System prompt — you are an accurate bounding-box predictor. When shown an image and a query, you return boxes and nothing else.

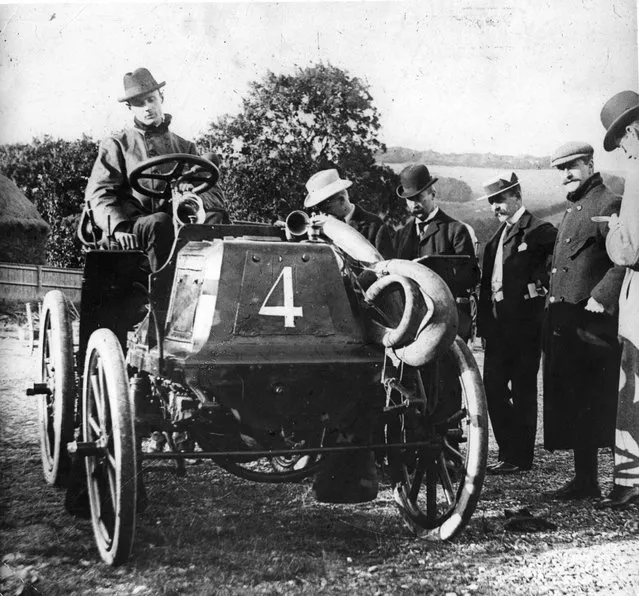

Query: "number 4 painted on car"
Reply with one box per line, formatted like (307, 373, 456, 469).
(258, 266, 303, 327)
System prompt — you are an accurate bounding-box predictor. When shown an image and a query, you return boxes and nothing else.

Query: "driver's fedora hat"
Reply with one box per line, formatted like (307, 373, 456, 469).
(601, 90, 639, 151)
(118, 67, 166, 103)
(396, 164, 438, 199)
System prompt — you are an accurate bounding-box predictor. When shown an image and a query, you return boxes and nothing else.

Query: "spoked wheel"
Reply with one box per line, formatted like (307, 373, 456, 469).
(38, 290, 76, 486)
(270, 454, 318, 475)
(389, 336, 488, 541)
(82, 329, 137, 565)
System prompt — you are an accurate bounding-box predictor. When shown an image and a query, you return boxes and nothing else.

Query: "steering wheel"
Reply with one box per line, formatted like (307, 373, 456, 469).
(129, 153, 220, 199)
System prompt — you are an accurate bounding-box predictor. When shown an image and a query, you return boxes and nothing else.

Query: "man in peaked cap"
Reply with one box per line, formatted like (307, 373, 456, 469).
(85, 67, 228, 271)
(542, 141, 625, 500)
(303, 169, 395, 258)
(476, 173, 557, 475)
(394, 163, 479, 341)
(596, 90, 639, 509)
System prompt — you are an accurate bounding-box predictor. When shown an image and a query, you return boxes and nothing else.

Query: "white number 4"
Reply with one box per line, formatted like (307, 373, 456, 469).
(258, 266, 303, 327)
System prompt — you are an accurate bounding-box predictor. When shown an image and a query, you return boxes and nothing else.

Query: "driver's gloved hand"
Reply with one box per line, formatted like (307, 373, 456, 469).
(113, 221, 139, 250)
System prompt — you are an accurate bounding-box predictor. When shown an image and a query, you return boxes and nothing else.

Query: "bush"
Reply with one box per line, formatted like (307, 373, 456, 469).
(0, 136, 98, 267)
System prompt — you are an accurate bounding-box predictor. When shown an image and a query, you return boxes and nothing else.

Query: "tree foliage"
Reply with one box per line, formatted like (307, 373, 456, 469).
(0, 135, 98, 267)
(198, 64, 401, 223)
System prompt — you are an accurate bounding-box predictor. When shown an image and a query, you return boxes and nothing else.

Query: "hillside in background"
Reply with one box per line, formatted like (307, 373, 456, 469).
(379, 147, 551, 169)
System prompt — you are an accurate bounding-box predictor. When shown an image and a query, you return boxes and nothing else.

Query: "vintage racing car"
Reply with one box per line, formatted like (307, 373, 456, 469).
(28, 154, 488, 565)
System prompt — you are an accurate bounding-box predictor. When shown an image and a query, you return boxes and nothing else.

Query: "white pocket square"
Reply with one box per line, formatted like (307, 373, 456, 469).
(518, 242, 528, 252)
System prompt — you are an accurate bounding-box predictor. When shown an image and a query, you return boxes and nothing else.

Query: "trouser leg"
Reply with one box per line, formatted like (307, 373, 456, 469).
(614, 339, 639, 488)
(510, 339, 541, 468)
(484, 337, 514, 463)
(133, 212, 174, 271)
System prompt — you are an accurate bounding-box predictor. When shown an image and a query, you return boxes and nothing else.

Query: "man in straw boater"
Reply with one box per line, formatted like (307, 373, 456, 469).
(595, 90, 639, 508)
(394, 163, 479, 341)
(85, 67, 228, 272)
(476, 173, 557, 475)
(303, 168, 395, 258)
(542, 141, 625, 500)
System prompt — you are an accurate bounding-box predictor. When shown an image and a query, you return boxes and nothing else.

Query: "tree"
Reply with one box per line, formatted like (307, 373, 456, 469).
(198, 64, 401, 224)
(0, 135, 98, 267)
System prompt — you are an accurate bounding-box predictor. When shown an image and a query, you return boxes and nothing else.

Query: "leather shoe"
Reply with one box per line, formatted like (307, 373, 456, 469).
(543, 478, 601, 500)
(488, 461, 523, 475)
(596, 485, 639, 509)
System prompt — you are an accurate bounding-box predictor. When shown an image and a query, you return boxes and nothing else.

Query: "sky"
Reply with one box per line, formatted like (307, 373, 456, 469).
(0, 0, 637, 171)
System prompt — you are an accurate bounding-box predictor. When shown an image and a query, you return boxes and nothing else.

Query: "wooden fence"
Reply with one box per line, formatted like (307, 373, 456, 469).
(0, 262, 82, 303)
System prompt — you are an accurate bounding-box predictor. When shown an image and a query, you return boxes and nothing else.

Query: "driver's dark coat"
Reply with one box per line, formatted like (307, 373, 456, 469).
(85, 121, 226, 233)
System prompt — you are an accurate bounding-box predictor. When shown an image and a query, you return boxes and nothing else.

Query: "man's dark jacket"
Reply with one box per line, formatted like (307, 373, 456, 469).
(477, 210, 557, 338)
(395, 208, 479, 296)
(348, 204, 395, 259)
(543, 173, 625, 450)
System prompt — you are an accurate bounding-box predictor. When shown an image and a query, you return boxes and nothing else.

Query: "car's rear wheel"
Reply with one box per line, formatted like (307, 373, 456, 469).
(82, 329, 137, 565)
(38, 290, 76, 486)
(389, 337, 488, 540)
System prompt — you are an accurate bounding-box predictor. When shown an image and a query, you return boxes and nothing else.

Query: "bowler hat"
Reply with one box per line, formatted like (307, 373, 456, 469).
(396, 164, 438, 199)
(550, 142, 594, 168)
(118, 67, 166, 103)
(601, 90, 639, 151)
(304, 169, 352, 208)
(478, 172, 520, 202)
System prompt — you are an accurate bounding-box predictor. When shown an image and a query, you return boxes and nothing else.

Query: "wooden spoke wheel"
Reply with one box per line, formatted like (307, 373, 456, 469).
(82, 329, 137, 565)
(389, 337, 488, 541)
(38, 290, 76, 486)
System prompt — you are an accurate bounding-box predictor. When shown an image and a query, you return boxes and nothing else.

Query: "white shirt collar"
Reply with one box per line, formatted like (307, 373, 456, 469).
(416, 206, 439, 229)
(506, 206, 526, 226)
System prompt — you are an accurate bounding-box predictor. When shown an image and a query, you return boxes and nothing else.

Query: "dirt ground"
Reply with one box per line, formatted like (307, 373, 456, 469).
(1, 327, 638, 596)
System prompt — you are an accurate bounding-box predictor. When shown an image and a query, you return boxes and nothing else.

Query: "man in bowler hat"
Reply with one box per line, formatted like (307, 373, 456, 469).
(303, 169, 395, 258)
(542, 141, 625, 499)
(394, 164, 479, 340)
(476, 173, 557, 474)
(597, 90, 639, 508)
(85, 67, 228, 271)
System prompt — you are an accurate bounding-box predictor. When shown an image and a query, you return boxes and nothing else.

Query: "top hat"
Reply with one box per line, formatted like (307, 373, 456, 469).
(396, 164, 438, 199)
(477, 172, 520, 202)
(118, 67, 166, 103)
(601, 90, 639, 151)
(304, 169, 352, 208)
(550, 141, 594, 168)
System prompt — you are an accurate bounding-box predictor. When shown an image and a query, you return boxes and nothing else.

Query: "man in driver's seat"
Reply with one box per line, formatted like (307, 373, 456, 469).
(85, 67, 228, 271)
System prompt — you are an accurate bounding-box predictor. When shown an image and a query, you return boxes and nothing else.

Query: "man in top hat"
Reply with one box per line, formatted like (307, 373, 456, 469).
(394, 163, 479, 341)
(596, 90, 639, 508)
(542, 141, 625, 500)
(303, 169, 395, 258)
(85, 67, 229, 271)
(476, 173, 557, 474)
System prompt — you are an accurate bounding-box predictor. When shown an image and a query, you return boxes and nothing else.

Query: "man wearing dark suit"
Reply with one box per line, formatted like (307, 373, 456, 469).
(303, 168, 395, 259)
(394, 163, 480, 340)
(476, 173, 557, 474)
(543, 141, 625, 500)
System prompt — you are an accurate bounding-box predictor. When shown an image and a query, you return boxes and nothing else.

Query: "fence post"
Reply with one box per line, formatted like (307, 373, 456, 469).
(36, 265, 42, 296)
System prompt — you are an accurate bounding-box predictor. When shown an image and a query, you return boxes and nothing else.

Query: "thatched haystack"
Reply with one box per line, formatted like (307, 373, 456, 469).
(0, 174, 49, 264)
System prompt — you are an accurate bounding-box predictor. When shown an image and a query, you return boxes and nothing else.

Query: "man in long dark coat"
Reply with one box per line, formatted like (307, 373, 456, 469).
(543, 141, 625, 500)
(477, 173, 557, 474)
(394, 164, 480, 340)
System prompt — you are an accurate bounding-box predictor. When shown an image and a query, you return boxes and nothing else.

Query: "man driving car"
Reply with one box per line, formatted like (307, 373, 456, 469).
(85, 67, 228, 270)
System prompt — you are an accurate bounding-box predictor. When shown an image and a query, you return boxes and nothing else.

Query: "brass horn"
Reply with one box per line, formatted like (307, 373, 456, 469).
(174, 192, 206, 227)
(285, 210, 310, 237)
